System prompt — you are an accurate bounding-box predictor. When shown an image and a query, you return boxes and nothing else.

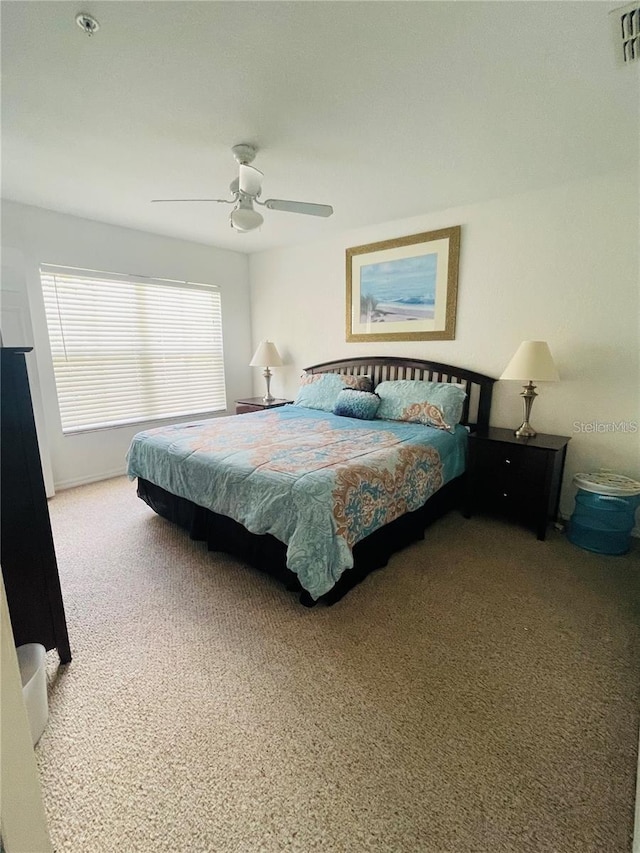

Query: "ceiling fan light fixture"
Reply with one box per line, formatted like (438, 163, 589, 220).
(230, 205, 263, 232)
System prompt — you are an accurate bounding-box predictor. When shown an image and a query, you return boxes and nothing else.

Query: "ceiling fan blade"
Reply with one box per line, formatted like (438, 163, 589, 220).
(262, 199, 333, 217)
(239, 164, 263, 197)
(151, 198, 234, 204)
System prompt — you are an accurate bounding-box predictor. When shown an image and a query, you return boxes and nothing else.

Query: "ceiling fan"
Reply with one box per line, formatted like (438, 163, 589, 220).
(152, 144, 334, 233)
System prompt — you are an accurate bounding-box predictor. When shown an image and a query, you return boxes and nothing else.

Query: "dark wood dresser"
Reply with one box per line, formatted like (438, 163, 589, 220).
(1, 347, 71, 662)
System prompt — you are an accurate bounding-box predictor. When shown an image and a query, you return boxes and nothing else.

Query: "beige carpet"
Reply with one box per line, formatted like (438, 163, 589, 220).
(37, 475, 639, 853)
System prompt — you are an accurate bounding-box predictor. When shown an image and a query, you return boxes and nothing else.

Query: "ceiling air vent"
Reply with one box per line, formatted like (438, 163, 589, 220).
(610, 2, 640, 65)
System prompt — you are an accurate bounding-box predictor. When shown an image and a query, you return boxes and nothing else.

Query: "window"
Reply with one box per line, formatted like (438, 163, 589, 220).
(40, 265, 226, 433)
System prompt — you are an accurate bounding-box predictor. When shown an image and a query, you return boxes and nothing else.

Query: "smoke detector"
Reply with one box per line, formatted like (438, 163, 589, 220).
(75, 13, 100, 36)
(610, 3, 639, 65)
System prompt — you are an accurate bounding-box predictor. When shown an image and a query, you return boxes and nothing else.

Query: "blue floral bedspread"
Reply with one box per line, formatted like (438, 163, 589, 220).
(126, 406, 467, 600)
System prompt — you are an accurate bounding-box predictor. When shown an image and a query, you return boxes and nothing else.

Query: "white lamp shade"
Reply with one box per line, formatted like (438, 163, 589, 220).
(500, 340, 559, 381)
(250, 340, 283, 367)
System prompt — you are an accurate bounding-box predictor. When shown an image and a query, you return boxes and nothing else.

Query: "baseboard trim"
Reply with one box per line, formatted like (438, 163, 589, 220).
(54, 467, 128, 492)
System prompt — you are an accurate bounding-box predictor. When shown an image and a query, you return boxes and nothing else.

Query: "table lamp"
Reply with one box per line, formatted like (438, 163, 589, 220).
(500, 340, 559, 438)
(250, 340, 283, 403)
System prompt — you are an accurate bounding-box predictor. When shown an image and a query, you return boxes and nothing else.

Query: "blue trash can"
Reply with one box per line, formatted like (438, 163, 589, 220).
(567, 472, 640, 555)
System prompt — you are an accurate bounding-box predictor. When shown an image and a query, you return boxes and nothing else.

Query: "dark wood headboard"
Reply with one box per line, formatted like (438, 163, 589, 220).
(303, 356, 496, 431)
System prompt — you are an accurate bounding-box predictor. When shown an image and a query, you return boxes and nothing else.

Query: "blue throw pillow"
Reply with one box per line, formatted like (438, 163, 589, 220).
(294, 373, 348, 412)
(334, 389, 381, 420)
(375, 380, 466, 432)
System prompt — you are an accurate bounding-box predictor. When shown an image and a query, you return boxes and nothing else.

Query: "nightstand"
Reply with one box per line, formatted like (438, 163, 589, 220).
(463, 427, 570, 541)
(235, 397, 293, 415)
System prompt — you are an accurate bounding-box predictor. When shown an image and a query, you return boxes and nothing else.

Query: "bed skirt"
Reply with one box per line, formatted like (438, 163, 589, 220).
(136, 476, 464, 606)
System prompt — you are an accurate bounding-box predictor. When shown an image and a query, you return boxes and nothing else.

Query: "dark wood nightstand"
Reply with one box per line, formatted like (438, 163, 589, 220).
(235, 397, 293, 415)
(463, 427, 570, 541)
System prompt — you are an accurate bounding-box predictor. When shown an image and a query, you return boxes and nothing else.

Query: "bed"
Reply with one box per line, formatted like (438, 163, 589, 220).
(127, 357, 495, 605)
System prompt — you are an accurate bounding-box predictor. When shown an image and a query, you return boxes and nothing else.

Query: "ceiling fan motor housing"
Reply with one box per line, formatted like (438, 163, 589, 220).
(232, 144, 257, 165)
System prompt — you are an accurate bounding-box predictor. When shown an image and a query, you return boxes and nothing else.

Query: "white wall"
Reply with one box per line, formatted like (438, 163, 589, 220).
(1, 201, 253, 490)
(249, 170, 640, 518)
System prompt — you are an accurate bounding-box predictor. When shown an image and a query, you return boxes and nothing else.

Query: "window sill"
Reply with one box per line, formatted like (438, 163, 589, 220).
(61, 407, 228, 436)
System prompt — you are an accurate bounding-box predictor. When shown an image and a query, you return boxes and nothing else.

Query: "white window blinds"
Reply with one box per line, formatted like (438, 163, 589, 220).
(40, 265, 226, 433)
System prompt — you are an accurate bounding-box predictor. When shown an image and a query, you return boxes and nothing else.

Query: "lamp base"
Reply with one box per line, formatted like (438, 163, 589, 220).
(513, 382, 538, 439)
(262, 366, 274, 404)
(514, 422, 537, 439)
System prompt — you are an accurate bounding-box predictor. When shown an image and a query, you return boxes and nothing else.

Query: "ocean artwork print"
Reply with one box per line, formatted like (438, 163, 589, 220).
(359, 253, 436, 324)
(346, 226, 460, 342)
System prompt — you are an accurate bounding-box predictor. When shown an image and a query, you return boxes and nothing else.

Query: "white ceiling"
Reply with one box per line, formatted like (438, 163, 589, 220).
(2, 1, 637, 254)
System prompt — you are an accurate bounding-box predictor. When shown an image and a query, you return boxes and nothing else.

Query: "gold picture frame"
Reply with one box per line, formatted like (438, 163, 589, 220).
(346, 226, 460, 342)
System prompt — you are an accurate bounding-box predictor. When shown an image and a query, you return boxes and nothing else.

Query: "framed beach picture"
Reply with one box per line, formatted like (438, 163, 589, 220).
(345, 226, 461, 342)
